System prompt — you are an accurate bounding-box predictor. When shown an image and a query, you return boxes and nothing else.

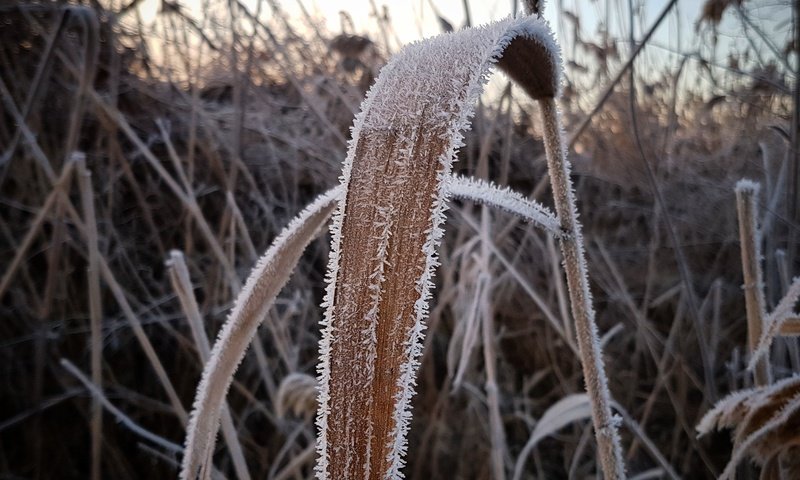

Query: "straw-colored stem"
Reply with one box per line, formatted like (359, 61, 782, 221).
(735, 181, 772, 386)
(781, 318, 800, 336)
(478, 205, 507, 480)
(168, 251, 251, 480)
(0, 157, 75, 301)
(76, 154, 103, 480)
(538, 97, 625, 479)
(481, 273, 507, 479)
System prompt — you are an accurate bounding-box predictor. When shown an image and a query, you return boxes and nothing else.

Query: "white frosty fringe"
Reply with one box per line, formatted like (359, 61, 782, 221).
(314, 57, 383, 480)
(749, 276, 800, 370)
(735, 178, 761, 195)
(717, 392, 800, 480)
(446, 174, 562, 236)
(313, 13, 563, 480)
(696, 375, 800, 480)
(180, 186, 341, 480)
(696, 386, 761, 437)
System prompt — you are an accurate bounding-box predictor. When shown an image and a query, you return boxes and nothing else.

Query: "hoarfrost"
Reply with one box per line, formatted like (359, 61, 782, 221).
(446, 174, 562, 236)
(181, 186, 341, 480)
(314, 12, 563, 480)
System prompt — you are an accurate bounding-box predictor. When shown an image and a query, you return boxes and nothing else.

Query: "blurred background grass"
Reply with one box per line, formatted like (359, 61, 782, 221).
(0, 0, 797, 478)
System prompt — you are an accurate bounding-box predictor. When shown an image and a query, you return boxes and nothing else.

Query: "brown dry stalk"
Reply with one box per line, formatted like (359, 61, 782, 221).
(0, 157, 76, 301)
(167, 251, 251, 480)
(781, 318, 800, 335)
(76, 153, 103, 480)
(735, 180, 772, 386)
(539, 97, 625, 479)
(315, 13, 624, 480)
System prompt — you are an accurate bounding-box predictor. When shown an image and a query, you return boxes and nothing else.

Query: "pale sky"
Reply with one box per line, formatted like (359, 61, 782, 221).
(133, 0, 790, 68)
(133, 0, 793, 97)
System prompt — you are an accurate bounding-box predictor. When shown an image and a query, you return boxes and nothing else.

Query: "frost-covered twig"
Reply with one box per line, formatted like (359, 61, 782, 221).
(180, 186, 340, 480)
(735, 180, 771, 385)
(60, 358, 183, 455)
(538, 97, 625, 479)
(167, 251, 250, 480)
(446, 175, 563, 237)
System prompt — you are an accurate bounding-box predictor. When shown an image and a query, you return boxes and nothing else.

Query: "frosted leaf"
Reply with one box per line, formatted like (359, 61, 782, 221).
(446, 175, 562, 236)
(696, 375, 800, 480)
(528, 394, 592, 447)
(180, 186, 341, 480)
(512, 394, 592, 480)
(749, 277, 800, 370)
(314, 13, 563, 480)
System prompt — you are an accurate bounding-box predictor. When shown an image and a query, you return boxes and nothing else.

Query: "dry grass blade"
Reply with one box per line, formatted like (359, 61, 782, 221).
(310, 9, 624, 479)
(446, 175, 562, 236)
(513, 394, 593, 480)
(276, 372, 318, 419)
(697, 375, 800, 479)
(514, 394, 679, 480)
(0, 157, 76, 300)
(167, 251, 251, 480)
(315, 14, 562, 479)
(751, 277, 800, 368)
(181, 186, 340, 480)
(76, 153, 103, 480)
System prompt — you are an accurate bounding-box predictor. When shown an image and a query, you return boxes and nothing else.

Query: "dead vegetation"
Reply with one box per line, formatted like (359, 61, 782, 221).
(0, 0, 798, 478)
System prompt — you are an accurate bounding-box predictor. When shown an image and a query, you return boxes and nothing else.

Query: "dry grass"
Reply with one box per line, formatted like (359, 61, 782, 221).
(0, 1, 797, 478)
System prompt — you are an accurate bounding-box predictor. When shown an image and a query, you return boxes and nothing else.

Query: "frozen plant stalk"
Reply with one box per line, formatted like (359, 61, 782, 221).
(180, 187, 340, 480)
(181, 8, 626, 480)
(735, 180, 771, 386)
(538, 97, 625, 480)
(315, 11, 625, 480)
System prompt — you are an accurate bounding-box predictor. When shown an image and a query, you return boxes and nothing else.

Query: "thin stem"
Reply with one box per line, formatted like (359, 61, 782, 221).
(538, 97, 625, 479)
(76, 154, 103, 480)
(168, 251, 251, 480)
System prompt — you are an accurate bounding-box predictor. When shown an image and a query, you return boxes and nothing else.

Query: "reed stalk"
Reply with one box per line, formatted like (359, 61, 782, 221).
(538, 97, 625, 479)
(735, 180, 772, 386)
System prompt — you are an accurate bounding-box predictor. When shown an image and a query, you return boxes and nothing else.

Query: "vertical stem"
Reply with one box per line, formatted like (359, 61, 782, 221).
(76, 153, 103, 480)
(168, 251, 252, 480)
(538, 98, 625, 479)
(480, 209, 507, 480)
(735, 181, 772, 387)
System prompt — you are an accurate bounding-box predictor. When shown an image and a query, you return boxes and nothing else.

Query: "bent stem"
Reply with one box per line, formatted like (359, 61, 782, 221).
(180, 187, 340, 480)
(168, 251, 251, 480)
(538, 97, 626, 479)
